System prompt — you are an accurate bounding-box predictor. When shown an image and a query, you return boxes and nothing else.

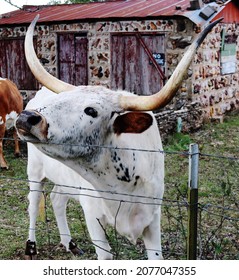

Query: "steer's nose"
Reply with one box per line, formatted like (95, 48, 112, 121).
(16, 110, 43, 131)
(15, 110, 48, 142)
(26, 112, 42, 126)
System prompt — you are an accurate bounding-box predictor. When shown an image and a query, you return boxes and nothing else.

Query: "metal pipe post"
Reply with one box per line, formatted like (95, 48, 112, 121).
(187, 143, 199, 260)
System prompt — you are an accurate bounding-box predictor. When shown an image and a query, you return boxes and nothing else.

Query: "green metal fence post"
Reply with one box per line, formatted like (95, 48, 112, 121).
(187, 143, 199, 260)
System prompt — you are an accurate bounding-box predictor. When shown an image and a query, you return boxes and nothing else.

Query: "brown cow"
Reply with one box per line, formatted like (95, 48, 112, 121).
(0, 78, 23, 169)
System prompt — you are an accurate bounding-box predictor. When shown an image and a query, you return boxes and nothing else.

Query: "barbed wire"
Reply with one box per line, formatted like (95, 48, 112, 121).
(200, 152, 239, 161)
(2, 136, 239, 160)
(0, 136, 238, 259)
(199, 204, 239, 222)
(0, 175, 238, 223)
(0, 176, 188, 208)
(1, 136, 238, 216)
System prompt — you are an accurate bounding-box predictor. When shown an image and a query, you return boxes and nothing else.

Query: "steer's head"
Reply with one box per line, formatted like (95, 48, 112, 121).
(16, 86, 155, 161)
(16, 15, 222, 163)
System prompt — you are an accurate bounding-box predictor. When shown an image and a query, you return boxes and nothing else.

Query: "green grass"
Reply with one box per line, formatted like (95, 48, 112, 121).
(0, 114, 238, 259)
(163, 114, 239, 260)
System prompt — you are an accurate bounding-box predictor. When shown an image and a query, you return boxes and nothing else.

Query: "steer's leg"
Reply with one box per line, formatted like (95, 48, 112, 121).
(142, 207, 164, 260)
(26, 146, 45, 260)
(85, 215, 113, 260)
(13, 129, 21, 157)
(26, 179, 44, 259)
(50, 185, 83, 256)
(0, 123, 8, 169)
(80, 198, 113, 260)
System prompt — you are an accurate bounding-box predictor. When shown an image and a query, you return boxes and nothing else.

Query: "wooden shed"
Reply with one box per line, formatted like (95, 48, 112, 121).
(0, 0, 238, 134)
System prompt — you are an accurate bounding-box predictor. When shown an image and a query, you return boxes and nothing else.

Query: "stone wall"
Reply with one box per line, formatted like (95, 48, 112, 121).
(1, 17, 239, 134)
(50, 19, 176, 87)
(192, 22, 239, 120)
(47, 18, 197, 110)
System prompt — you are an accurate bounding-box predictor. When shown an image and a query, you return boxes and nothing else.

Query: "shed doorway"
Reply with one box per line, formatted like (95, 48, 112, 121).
(58, 33, 88, 86)
(111, 33, 165, 96)
(0, 37, 38, 90)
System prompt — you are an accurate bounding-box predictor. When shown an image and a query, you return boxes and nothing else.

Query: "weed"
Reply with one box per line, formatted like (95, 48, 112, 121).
(165, 133, 192, 151)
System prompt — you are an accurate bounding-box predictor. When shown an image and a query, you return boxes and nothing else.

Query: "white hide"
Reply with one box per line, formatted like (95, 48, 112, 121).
(27, 143, 113, 259)
(20, 86, 164, 259)
(5, 111, 19, 129)
(26, 88, 112, 259)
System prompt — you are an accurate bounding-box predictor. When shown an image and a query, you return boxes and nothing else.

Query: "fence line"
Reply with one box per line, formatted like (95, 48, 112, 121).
(0, 176, 189, 208)
(0, 175, 238, 222)
(2, 136, 239, 161)
(0, 136, 238, 259)
(199, 204, 239, 221)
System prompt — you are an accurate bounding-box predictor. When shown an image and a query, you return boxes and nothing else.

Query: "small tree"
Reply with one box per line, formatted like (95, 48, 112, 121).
(47, 0, 94, 4)
(3, 0, 100, 10)
(3, 0, 21, 9)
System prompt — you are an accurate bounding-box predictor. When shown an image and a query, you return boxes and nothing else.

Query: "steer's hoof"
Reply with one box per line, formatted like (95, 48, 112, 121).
(25, 254, 37, 260)
(1, 166, 9, 170)
(25, 240, 37, 260)
(69, 239, 84, 256)
(14, 152, 21, 158)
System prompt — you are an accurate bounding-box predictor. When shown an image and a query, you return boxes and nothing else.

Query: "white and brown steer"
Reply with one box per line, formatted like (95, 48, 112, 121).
(16, 16, 222, 259)
(0, 78, 23, 169)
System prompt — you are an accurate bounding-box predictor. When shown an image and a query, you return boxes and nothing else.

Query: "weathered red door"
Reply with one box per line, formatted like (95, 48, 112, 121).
(111, 34, 165, 95)
(58, 34, 88, 85)
(0, 38, 37, 89)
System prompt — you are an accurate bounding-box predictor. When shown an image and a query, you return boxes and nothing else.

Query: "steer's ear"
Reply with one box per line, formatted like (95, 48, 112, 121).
(113, 112, 153, 135)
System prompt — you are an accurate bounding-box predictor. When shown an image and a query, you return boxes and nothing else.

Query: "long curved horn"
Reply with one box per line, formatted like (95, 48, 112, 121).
(25, 15, 76, 93)
(119, 18, 223, 111)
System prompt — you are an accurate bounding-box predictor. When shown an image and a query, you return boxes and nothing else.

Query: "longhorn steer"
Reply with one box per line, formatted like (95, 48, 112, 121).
(24, 88, 113, 259)
(0, 78, 23, 169)
(20, 86, 163, 260)
(16, 16, 222, 259)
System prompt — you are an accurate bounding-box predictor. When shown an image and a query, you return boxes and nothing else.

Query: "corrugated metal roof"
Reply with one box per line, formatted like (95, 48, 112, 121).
(0, 0, 194, 25)
(0, 0, 230, 26)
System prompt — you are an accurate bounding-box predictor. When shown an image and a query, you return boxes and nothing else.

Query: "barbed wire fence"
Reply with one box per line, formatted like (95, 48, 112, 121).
(0, 137, 238, 260)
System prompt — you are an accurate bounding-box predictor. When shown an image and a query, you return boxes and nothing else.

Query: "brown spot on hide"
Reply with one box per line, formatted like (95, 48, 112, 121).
(113, 112, 153, 135)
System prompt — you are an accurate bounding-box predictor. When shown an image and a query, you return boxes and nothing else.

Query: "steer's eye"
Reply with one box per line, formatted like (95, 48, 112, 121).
(84, 107, 98, 118)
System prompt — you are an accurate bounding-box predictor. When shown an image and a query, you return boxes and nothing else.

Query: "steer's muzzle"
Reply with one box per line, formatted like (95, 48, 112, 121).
(15, 110, 48, 142)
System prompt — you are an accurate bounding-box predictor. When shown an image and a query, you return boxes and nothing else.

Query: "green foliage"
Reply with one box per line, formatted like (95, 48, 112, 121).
(165, 133, 192, 151)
